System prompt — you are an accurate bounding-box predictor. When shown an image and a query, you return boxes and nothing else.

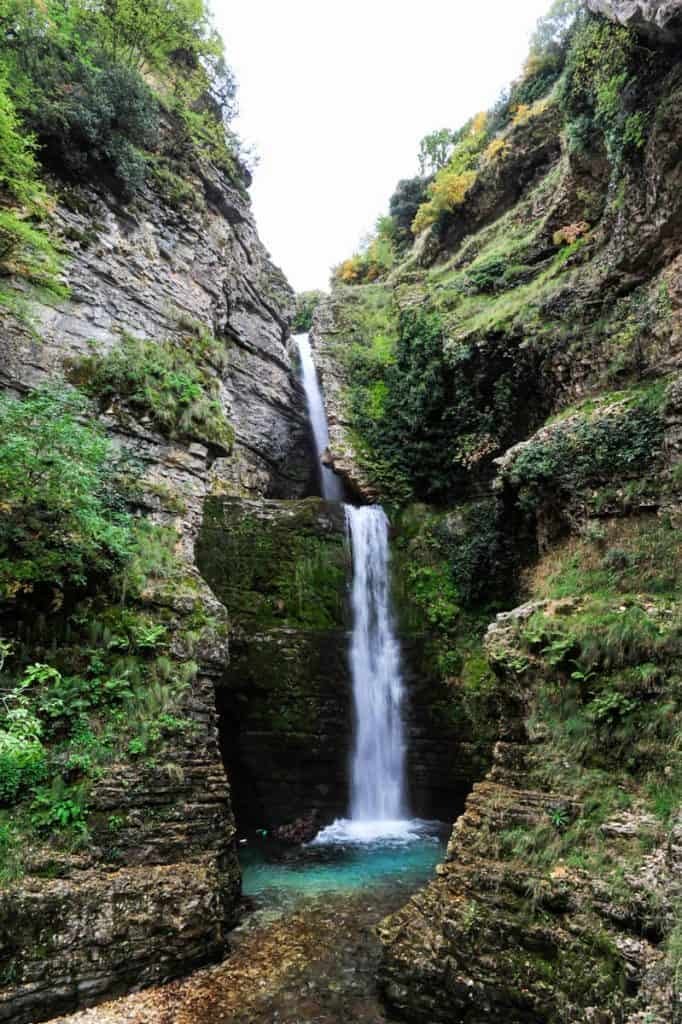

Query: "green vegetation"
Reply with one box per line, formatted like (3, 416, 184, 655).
(0, 70, 64, 297)
(501, 383, 668, 512)
(562, 13, 659, 163)
(0, 386, 211, 874)
(71, 331, 234, 450)
(482, 512, 682, 918)
(343, 299, 539, 504)
(197, 499, 348, 631)
(0, 0, 242, 191)
(391, 503, 515, 753)
(0, 0, 245, 304)
(388, 176, 431, 252)
(0, 387, 132, 601)
(292, 290, 326, 333)
(333, 216, 397, 285)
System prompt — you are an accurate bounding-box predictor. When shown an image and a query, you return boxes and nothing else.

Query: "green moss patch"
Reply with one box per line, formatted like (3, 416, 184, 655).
(197, 498, 348, 631)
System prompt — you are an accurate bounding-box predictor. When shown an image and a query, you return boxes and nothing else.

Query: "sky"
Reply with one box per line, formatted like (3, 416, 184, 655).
(213, 0, 553, 292)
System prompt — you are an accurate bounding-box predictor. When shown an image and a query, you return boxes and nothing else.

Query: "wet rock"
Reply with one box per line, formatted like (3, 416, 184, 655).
(274, 811, 321, 845)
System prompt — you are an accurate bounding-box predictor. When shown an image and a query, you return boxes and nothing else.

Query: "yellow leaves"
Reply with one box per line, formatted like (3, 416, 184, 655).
(411, 204, 438, 236)
(335, 257, 362, 284)
(483, 138, 509, 165)
(432, 168, 477, 209)
(411, 169, 477, 236)
(512, 98, 551, 126)
(470, 111, 488, 137)
(512, 103, 532, 125)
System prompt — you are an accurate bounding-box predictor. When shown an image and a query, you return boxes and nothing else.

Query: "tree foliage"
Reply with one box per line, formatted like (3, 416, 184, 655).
(418, 128, 455, 176)
(0, 0, 242, 197)
(388, 176, 431, 251)
(292, 290, 325, 333)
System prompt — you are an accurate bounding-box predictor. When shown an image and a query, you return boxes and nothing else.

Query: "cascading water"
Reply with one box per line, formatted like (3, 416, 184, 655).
(345, 504, 407, 824)
(295, 333, 344, 501)
(296, 332, 420, 844)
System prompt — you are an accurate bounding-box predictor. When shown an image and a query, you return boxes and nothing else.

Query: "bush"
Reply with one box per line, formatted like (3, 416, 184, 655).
(410, 114, 487, 236)
(389, 176, 431, 251)
(0, 0, 243, 196)
(0, 733, 47, 803)
(0, 386, 133, 600)
(21, 56, 160, 196)
(347, 304, 535, 503)
(72, 332, 234, 450)
(562, 14, 659, 164)
(292, 290, 325, 333)
(412, 169, 477, 235)
(0, 73, 64, 291)
(503, 386, 666, 512)
(0, 74, 47, 210)
(332, 216, 396, 285)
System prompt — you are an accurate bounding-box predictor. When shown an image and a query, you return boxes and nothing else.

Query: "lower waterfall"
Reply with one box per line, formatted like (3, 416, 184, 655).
(346, 504, 407, 823)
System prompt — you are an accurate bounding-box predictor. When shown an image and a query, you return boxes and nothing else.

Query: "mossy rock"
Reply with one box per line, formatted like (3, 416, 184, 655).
(197, 497, 349, 631)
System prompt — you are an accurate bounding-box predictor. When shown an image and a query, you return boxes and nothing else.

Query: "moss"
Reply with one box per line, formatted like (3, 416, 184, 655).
(197, 498, 348, 631)
(500, 380, 669, 513)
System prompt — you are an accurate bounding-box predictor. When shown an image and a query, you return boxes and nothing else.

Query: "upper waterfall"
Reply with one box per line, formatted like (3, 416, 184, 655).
(295, 333, 344, 501)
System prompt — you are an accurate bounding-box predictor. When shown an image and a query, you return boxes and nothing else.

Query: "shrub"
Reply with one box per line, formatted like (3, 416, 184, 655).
(1, 0, 243, 195)
(0, 74, 63, 291)
(0, 733, 47, 803)
(347, 303, 535, 503)
(292, 290, 325, 333)
(0, 386, 133, 600)
(0, 74, 47, 211)
(0, 208, 65, 294)
(72, 332, 234, 450)
(503, 386, 666, 512)
(389, 176, 431, 251)
(412, 169, 476, 236)
(464, 253, 508, 294)
(562, 14, 656, 164)
(332, 217, 396, 286)
(22, 56, 160, 196)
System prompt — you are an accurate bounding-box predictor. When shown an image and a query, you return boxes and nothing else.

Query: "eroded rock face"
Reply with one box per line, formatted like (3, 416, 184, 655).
(0, 158, 308, 1022)
(379, 606, 682, 1023)
(587, 0, 682, 42)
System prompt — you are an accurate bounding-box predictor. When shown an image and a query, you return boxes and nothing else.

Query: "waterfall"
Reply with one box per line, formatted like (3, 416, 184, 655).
(346, 504, 407, 824)
(295, 333, 344, 501)
(296, 332, 414, 845)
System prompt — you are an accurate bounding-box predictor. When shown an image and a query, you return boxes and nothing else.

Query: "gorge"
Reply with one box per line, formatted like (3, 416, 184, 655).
(0, 0, 681, 1022)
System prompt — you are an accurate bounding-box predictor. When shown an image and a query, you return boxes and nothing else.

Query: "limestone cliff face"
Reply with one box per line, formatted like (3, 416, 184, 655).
(587, 0, 682, 41)
(0, 153, 309, 1022)
(310, 5, 682, 1021)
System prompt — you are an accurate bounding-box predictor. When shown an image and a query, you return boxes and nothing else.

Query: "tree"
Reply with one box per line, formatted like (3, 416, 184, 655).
(389, 176, 430, 251)
(529, 0, 581, 57)
(418, 129, 455, 176)
(0, 75, 47, 211)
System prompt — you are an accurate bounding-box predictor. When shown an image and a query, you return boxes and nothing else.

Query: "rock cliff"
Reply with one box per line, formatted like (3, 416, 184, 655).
(311, 3, 682, 1020)
(0, 140, 309, 1021)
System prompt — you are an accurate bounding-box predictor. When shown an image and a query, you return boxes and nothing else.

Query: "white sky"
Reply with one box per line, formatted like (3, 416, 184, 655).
(213, 1, 552, 292)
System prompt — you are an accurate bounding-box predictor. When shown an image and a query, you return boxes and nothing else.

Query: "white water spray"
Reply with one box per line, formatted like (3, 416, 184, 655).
(295, 333, 344, 501)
